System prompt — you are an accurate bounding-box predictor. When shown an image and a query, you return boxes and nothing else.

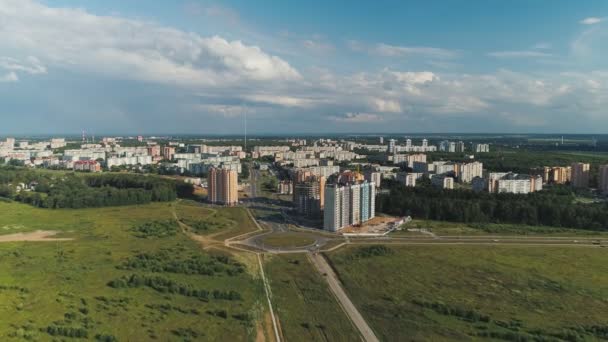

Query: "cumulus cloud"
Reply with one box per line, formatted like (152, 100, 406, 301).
(370, 98, 402, 113)
(0, 0, 300, 87)
(580, 17, 604, 25)
(1, 0, 608, 133)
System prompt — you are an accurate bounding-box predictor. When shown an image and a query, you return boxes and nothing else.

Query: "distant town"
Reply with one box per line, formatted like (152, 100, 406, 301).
(2, 134, 607, 234)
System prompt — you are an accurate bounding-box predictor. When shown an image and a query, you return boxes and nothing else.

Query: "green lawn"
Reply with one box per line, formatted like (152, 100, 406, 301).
(327, 245, 608, 341)
(260, 233, 315, 248)
(0, 201, 267, 341)
(264, 254, 361, 342)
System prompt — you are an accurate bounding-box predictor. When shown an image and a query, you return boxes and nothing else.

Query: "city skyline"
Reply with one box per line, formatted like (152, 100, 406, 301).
(1, 0, 608, 134)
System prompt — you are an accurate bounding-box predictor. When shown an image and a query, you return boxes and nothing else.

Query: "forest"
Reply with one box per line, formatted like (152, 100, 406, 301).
(0, 167, 191, 208)
(378, 181, 608, 231)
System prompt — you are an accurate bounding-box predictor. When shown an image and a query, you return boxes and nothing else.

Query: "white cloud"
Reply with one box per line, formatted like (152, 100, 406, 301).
(0, 0, 300, 87)
(302, 39, 334, 53)
(0, 71, 18, 82)
(370, 98, 402, 113)
(242, 94, 316, 107)
(0, 56, 46, 75)
(330, 112, 382, 123)
(195, 104, 252, 118)
(487, 51, 552, 58)
(373, 43, 457, 59)
(580, 17, 604, 25)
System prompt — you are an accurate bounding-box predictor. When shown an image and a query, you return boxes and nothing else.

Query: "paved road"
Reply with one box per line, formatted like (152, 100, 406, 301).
(308, 253, 379, 342)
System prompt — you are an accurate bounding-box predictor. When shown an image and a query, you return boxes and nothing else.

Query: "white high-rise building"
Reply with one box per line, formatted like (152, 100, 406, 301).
(388, 139, 396, 153)
(323, 185, 344, 232)
(5, 138, 15, 149)
(323, 181, 376, 231)
(457, 162, 483, 183)
(349, 184, 361, 226)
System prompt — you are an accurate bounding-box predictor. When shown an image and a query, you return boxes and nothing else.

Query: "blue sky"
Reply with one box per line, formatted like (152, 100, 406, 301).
(1, 0, 607, 134)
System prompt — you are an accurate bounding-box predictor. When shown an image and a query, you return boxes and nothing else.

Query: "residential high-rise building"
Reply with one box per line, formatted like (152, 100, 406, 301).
(472, 143, 490, 153)
(147, 145, 161, 157)
(455, 141, 466, 153)
(456, 162, 483, 183)
(599, 165, 608, 193)
(571, 163, 590, 188)
(406, 153, 427, 168)
(387, 139, 396, 153)
(379, 137, 384, 144)
(487, 172, 542, 194)
(431, 175, 454, 189)
(349, 184, 361, 226)
(324, 184, 344, 232)
(208, 167, 239, 206)
(364, 171, 382, 188)
(406, 139, 412, 148)
(542, 166, 572, 184)
(162, 146, 176, 161)
(293, 177, 323, 218)
(323, 181, 376, 231)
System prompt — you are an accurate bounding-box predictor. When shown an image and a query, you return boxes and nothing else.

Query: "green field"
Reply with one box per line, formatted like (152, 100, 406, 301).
(260, 233, 315, 248)
(327, 245, 608, 341)
(175, 200, 260, 240)
(264, 254, 361, 342)
(400, 219, 608, 236)
(0, 200, 269, 341)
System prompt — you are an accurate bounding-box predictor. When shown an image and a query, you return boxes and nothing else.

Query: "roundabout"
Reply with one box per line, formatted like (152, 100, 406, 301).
(259, 232, 317, 248)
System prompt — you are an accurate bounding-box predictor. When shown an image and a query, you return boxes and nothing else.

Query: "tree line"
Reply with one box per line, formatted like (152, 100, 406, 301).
(378, 182, 608, 231)
(0, 167, 192, 208)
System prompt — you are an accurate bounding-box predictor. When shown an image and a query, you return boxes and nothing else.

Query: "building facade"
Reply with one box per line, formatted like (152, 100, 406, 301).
(208, 167, 239, 206)
(571, 163, 590, 188)
(323, 181, 376, 232)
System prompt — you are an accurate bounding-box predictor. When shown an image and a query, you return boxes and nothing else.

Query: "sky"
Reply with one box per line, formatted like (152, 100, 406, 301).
(0, 0, 607, 135)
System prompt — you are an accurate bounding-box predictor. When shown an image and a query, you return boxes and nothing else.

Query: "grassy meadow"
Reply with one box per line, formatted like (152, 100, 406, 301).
(264, 254, 361, 342)
(0, 200, 269, 341)
(327, 245, 608, 341)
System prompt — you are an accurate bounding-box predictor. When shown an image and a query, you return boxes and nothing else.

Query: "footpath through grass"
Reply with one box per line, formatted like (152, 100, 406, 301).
(327, 245, 608, 341)
(0, 201, 268, 341)
(264, 254, 361, 342)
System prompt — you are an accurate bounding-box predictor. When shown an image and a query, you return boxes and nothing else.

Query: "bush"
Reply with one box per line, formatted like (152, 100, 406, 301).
(131, 220, 179, 238)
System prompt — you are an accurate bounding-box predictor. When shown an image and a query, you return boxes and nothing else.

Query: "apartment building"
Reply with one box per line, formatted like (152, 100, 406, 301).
(455, 162, 483, 183)
(570, 163, 590, 188)
(208, 167, 239, 206)
(323, 181, 376, 232)
(599, 165, 608, 193)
